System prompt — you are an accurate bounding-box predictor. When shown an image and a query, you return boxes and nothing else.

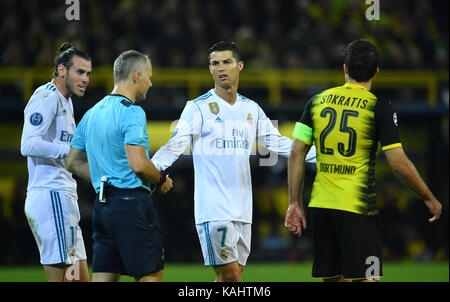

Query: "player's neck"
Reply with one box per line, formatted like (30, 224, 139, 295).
(52, 78, 70, 99)
(346, 78, 372, 91)
(111, 82, 136, 103)
(214, 85, 237, 105)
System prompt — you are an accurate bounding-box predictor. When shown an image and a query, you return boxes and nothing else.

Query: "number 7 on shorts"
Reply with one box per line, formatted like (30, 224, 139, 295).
(217, 227, 227, 247)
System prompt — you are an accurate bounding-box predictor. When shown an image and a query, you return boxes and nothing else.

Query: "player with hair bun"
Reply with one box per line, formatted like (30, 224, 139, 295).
(20, 42, 92, 282)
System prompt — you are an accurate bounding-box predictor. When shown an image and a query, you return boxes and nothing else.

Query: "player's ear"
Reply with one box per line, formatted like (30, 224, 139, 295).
(57, 64, 67, 78)
(343, 64, 348, 75)
(374, 67, 380, 78)
(238, 61, 244, 71)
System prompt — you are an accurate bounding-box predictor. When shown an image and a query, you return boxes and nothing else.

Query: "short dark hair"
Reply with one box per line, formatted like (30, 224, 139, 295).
(344, 39, 379, 82)
(208, 41, 242, 63)
(53, 42, 91, 78)
(113, 50, 150, 84)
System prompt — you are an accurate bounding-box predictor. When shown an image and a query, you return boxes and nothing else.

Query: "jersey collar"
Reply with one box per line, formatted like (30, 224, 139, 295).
(210, 88, 241, 110)
(50, 81, 70, 102)
(343, 82, 368, 91)
(109, 94, 134, 105)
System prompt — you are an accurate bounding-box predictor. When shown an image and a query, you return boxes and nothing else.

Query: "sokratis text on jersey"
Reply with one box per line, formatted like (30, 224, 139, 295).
(321, 94, 369, 109)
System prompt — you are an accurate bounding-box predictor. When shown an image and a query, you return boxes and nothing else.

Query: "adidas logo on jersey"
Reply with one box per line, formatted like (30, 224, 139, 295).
(215, 116, 224, 123)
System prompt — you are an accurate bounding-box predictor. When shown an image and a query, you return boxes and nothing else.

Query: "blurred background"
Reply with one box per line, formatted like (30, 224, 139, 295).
(0, 0, 448, 270)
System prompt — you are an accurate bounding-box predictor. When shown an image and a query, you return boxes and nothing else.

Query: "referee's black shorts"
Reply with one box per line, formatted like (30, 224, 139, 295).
(310, 207, 383, 280)
(92, 186, 164, 277)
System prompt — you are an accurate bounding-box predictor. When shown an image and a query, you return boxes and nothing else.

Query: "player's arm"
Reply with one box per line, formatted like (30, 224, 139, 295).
(151, 101, 202, 171)
(66, 147, 91, 182)
(286, 138, 311, 236)
(21, 131, 70, 159)
(256, 105, 292, 158)
(288, 138, 312, 205)
(285, 117, 314, 236)
(21, 94, 69, 159)
(256, 103, 317, 163)
(384, 147, 442, 222)
(376, 99, 442, 222)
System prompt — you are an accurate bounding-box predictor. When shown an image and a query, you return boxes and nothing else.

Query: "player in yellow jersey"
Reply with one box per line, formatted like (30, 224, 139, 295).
(285, 39, 442, 282)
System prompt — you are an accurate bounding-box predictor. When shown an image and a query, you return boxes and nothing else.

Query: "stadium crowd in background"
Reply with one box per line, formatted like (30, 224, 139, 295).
(1, 0, 448, 71)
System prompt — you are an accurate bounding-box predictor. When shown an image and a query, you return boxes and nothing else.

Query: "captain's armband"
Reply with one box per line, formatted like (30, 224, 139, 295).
(292, 122, 313, 145)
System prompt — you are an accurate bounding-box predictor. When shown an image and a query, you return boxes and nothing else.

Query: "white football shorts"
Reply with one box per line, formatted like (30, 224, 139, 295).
(196, 220, 251, 266)
(24, 189, 87, 266)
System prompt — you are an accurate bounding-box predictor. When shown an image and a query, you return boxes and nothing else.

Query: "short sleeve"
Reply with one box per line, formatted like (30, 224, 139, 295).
(374, 99, 402, 151)
(70, 112, 87, 151)
(299, 97, 314, 127)
(121, 106, 148, 146)
(292, 97, 314, 144)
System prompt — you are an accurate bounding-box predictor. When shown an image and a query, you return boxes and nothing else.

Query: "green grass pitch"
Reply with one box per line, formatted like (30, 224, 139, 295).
(0, 261, 447, 282)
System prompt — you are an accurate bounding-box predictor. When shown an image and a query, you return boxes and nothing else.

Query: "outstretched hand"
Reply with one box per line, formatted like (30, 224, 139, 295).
(284, 203, 307, 237)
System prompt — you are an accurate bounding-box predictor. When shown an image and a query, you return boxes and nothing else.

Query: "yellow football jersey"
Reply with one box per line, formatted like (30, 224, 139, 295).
(293, 83, 402, 215)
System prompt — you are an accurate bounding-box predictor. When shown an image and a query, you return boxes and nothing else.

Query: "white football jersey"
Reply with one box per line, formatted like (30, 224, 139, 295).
(21, 82, 77, 197)
(152, 89, 316, 224)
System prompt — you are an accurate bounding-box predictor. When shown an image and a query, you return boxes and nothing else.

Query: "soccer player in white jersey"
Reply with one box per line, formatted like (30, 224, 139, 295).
(152, 41, 317, 281)
(20, 42, 92, 282)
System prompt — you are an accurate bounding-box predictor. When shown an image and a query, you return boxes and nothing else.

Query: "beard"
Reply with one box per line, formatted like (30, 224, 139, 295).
(65, 76, 84, 97)
(64, 77, 79, 97)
